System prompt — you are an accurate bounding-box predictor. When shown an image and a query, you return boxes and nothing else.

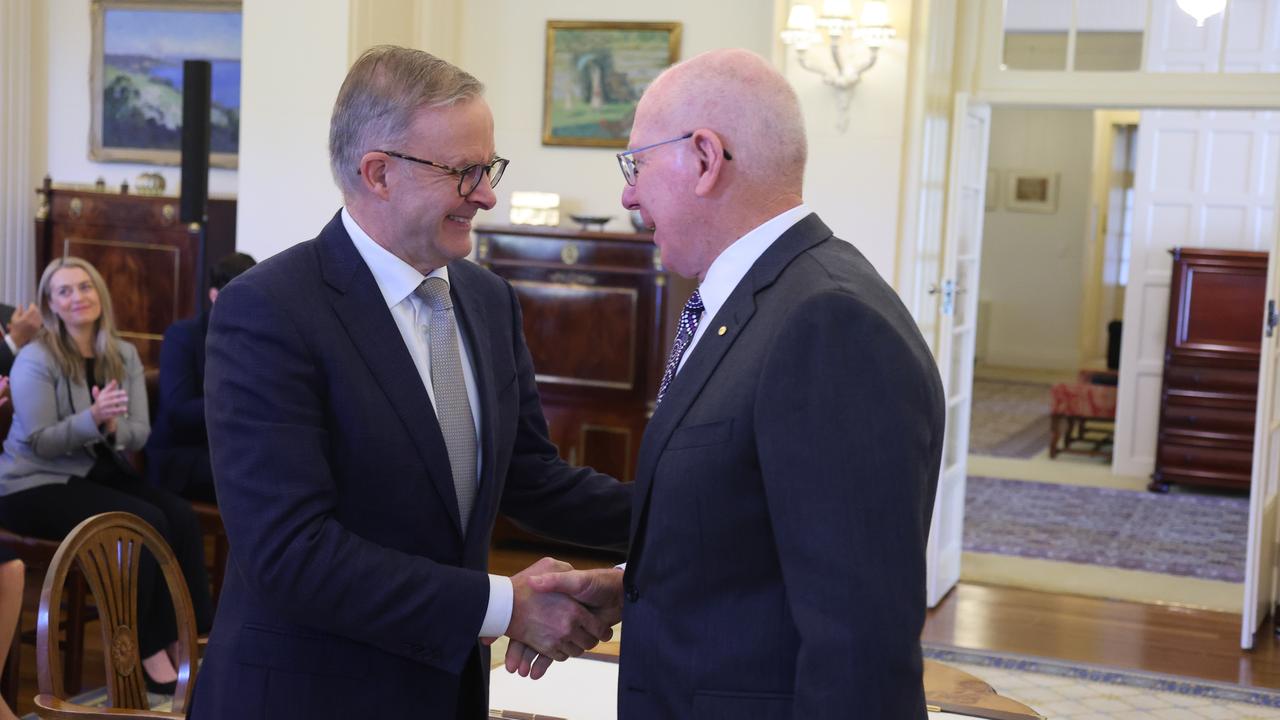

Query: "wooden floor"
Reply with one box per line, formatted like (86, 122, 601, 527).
(8, 542, 1280, 715)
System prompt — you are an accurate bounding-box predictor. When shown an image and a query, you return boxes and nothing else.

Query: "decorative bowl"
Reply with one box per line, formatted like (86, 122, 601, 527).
(569, 214, 612, 230)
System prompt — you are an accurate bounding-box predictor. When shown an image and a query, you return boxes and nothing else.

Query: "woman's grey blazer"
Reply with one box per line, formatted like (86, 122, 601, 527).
(0, 338, 149, 496)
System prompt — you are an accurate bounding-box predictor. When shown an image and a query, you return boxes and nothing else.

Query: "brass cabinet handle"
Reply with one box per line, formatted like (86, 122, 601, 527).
(560, 242, 580, 265)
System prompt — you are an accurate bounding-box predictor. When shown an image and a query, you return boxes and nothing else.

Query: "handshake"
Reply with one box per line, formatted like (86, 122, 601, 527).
(493, 558, 624, 681)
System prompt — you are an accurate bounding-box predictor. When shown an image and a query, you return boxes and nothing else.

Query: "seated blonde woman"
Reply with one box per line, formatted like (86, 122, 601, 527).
(0, 258, 213, 695)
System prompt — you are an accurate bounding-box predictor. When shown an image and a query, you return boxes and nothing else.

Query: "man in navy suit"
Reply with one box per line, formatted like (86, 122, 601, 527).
(192, 46, 630, 719)
(514, 49, 945, 719)
(146, 252, 256, 503)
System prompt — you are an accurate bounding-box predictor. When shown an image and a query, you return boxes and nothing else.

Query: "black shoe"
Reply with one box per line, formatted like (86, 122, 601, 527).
(143, 671, 176, 696)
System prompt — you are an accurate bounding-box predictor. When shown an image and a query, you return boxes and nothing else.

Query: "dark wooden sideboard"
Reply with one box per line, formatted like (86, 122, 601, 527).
(474, 223, 695, 491)
(34, 179, 236, 368)
(1150, 247, 1267, 493)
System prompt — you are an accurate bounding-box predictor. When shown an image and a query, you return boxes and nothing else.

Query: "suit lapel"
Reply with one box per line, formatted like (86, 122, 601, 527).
(317, 213, 465, 536)
(629, 213, 834, 546)
(447, 264, 499, 544)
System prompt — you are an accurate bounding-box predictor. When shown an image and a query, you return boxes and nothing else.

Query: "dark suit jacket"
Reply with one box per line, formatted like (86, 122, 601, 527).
(619, 214, 945, 720)
(191, 212, 631, 719)
(0, 304, 15, 376)
(145, 312, 213, 495)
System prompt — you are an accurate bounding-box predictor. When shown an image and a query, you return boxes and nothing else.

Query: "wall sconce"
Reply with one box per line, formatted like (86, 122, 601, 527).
(1175, 0, 1226, 26)
(780, 0, 896, 132)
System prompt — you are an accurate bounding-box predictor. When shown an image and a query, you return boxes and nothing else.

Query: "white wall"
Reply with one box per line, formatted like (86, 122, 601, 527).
(228, 0, 911, 276)
(39, 0, 238, 197)
(785, 0, 911, 279)
(978, 108, 1094, 370)
(456, 0, 775, 234)
(449, 0, 909, 281)
(234, 0, 349, 259)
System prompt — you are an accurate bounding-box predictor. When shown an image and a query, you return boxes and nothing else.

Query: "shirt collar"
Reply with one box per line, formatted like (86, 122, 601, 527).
(342, 207, 449, 308)
(696, 203, 812, 322)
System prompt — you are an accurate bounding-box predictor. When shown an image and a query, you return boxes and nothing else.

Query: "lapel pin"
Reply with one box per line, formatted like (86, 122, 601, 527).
(718, 326, 727, 336)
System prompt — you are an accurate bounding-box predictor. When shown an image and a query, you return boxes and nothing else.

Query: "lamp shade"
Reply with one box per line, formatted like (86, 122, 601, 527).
(860, 0, 891, 27)
(821, 0, 854, 18)
(787, 3, 818, 30)
(1175, 0, 1227, 26)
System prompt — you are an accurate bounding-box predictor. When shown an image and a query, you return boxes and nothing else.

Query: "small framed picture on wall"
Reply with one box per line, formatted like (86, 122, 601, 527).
(1005, 170, 1059, 214)
(542, 20, 682, 148)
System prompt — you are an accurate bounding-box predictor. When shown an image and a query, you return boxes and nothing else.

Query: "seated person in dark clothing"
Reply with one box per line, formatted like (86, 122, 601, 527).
(0, 301, 41, 376)
(146, 252, 255, 503)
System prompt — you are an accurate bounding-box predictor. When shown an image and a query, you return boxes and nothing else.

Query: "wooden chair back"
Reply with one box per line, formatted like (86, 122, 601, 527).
(36, 512, 199, 718)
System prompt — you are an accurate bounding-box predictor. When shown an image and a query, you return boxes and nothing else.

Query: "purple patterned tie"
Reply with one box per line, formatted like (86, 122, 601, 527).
(656, 290, 704, 406)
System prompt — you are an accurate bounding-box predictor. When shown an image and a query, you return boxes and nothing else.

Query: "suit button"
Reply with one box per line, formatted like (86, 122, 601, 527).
(625, 584, 639, 602)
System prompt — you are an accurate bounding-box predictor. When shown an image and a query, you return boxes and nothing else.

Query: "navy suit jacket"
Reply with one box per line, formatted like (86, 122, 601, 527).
(145, 312, 212, 494)
(191, 212, 631, 719)
(619, 214, 945, 720)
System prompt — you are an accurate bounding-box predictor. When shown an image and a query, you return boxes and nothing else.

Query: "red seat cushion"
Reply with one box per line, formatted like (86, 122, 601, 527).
(1051, 382, 1117, 418)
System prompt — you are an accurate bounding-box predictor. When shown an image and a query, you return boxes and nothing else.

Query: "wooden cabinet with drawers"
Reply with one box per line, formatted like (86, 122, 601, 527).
(474, 223, 695, 490)
(33, 178, 236, 368)
(1149, 248, 1267, 492)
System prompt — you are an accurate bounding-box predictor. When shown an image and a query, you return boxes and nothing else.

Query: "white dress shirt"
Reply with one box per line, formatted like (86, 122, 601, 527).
(342, 208, 513, 638)
(677, 204, 813, 373)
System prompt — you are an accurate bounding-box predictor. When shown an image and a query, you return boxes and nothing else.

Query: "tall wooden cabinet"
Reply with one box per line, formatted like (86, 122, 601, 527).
(1149, 247, 1267, 493)
(34, 178, 236, 368)
(474, 224, 694, 489)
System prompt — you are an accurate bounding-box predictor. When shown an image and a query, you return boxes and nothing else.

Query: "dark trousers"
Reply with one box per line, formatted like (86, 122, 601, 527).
(0, 467, 214, 655)
(147, 446, 217, 504)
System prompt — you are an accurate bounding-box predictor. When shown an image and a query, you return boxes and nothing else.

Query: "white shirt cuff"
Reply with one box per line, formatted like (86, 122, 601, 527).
(4, 335, 16, 356)
(480, 573, 514, 638)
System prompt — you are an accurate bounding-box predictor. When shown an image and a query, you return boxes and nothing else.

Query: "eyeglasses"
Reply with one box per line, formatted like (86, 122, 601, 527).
(616, 132, 733, 186)
(375, 150, 509, 196)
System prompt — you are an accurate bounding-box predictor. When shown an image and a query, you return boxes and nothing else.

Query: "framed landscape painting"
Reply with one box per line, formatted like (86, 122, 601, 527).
(542, 20, 681, 148)
(90, 0, 242, 168)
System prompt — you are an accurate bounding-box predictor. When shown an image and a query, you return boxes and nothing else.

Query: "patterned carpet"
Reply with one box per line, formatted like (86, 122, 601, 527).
(925, 644, 1280, 719)
(29, 646, 1280, 720)
(969, 379, 1054, 458)
(965, 475, 1248, 582)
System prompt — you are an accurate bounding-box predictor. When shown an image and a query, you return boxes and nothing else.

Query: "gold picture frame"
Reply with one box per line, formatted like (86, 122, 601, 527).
(89, 0, 241, 168)
(1005, 170, 1059, 214)
(542, 20, 682, 149)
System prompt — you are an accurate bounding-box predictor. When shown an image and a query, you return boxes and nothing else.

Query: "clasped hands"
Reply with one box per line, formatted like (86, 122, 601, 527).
(492, 558, 624, 680)
(90, 379, 129, 435)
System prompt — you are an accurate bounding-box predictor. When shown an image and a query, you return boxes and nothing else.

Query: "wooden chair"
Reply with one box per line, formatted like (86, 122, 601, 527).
(189, 503, 227, 604)
(1049, 370, 1119, 461)
(35, 511, 199, 719)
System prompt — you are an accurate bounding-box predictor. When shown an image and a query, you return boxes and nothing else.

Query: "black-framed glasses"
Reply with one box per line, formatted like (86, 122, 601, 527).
(615, 132, 732, 186)
(375, 150, 509, 196)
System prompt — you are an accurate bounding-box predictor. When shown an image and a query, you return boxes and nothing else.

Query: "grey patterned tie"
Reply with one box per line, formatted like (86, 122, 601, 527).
(416, 277, 477, 534)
